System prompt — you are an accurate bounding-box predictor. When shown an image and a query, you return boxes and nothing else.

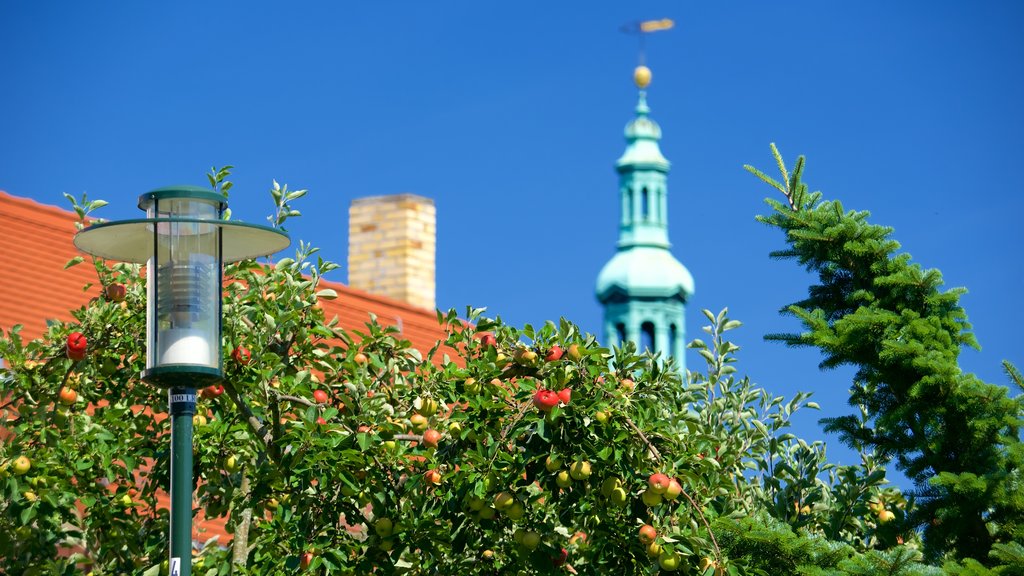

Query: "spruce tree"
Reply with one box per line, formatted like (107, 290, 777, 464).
(746, 145, 1024, 564)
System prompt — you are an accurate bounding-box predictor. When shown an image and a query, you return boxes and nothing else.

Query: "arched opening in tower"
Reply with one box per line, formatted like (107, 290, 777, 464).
(641, 321, 655, 352)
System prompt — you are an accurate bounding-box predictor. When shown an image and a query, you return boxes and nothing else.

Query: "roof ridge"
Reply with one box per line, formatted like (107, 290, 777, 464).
(0, 190, 81, 221)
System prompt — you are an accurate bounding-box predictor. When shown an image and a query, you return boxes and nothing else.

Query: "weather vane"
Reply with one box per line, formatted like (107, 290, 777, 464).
(620, 18, 675, 66)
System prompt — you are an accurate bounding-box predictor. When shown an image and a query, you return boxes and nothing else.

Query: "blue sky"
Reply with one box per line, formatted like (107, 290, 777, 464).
(2, 2, 1022, 486)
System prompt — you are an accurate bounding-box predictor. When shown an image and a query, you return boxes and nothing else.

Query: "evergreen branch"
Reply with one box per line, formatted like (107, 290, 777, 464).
(788, 155, 806, 209)
(744, 164, 788, 197)
(1003, 360, 1024, 393)
(770, 142, 789, 191)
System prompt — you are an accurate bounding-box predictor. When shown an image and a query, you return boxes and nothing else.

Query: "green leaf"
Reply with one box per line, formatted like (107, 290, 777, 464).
(316, 288, 338, 300)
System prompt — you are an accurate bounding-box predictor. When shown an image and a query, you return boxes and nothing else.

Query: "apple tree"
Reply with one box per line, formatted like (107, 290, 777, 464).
(1, 171, 935, 575)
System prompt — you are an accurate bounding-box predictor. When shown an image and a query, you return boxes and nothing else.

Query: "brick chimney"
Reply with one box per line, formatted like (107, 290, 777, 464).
(347, 194, 436, 310)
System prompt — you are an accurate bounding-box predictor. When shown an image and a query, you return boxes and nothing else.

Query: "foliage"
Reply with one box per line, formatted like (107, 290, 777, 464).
(746, 144, 1024, 565)
(0, 171, 942, 575)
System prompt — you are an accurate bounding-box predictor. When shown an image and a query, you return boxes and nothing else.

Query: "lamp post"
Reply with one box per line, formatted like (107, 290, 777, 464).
(74, 186, 289, 576)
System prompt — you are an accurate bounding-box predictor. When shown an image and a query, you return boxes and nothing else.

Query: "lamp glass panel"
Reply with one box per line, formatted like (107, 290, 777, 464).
(146, 197, 221, 370)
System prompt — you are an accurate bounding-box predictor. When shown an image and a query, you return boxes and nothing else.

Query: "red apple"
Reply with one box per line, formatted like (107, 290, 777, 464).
(231, 345, 251, 365)
(557, 388, 572, 406)
(424, 469, 442, 485)
(353, 352, 368, 365)
(300, 551, 314, 570)
(58, 387, 77, 406)
(545, 345, 563, 362)
(532, 390, 560, 412)
(479, 333, 497, 349)
(105, 283, 126, 302)
(200, 384, 224, 399)
(316, 417, 327, 425)
(66, 332, 87, 361)
(638, 524, 657, 545)
(551, 547, 568, 567)
(422, 429, 441, 448)
(312, 390, 329, 404)
(648, 472, 670, 494)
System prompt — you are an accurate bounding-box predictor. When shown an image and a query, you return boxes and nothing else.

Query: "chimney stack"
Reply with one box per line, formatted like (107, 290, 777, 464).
(348, 194, 436, 310)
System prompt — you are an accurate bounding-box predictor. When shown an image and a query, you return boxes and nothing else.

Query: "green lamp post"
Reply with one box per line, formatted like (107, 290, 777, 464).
(73, 186, 289, 576)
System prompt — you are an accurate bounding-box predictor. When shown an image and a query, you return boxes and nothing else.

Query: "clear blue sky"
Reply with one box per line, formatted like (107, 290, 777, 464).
(3, 2, 1022, 486)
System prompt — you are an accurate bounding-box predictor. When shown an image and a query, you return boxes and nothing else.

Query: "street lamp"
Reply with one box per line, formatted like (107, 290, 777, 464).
(73, 186, 289, 576)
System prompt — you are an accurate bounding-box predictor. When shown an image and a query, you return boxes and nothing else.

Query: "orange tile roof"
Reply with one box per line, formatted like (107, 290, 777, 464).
(0, 190, 97, 339)
(0, 190, 447, 353)
(0, 189, 452, 548)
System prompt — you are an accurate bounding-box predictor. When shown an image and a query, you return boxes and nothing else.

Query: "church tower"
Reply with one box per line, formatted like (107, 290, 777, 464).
(595, 65, 694, 371)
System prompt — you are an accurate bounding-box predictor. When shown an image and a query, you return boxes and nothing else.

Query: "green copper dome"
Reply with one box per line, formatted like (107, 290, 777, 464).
(596, 246, 694, 302)
(616, 92, 669, 171)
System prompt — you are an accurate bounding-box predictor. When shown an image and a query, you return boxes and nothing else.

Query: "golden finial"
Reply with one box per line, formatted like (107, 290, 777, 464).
(634, 65, 652, 89)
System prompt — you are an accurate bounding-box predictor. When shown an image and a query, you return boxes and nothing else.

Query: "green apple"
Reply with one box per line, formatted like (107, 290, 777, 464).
(12, 455, 31, 476)
(646, 541, 662, 557)
(663, 479, 682, 500)
(505, 501, 525, 521)
(642, 488, 663, 507)
(409, 414, 429, 433)
(658, 551, 681, 571)
(569, 460, 591, 481)
(494, 491, 515, 510)
(608, 486, 629, 507)
(600, 476, 621, 497)
(545, 455, 562, 472)
(567, 344, 582, 361)
(374, 518, 394, 537)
